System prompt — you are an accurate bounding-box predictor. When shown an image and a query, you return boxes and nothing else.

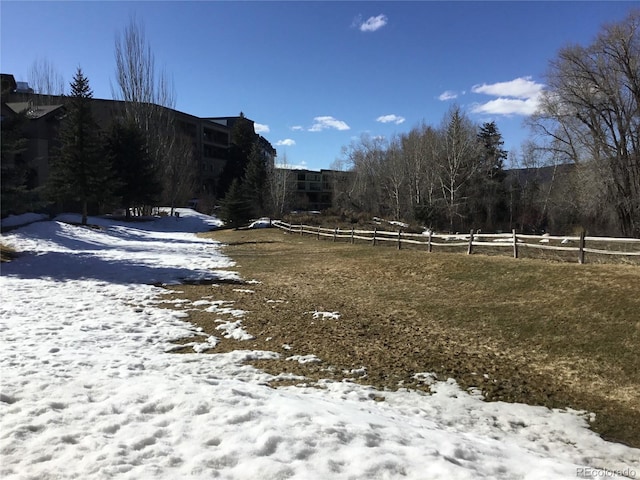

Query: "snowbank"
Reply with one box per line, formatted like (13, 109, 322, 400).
(248, 217, 272, 229)
(1, 213, 49, 230)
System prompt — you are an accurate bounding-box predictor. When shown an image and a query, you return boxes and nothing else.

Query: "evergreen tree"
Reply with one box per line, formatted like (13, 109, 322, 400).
(219, 178, 253, 228)
(106, 118, 161, 217)
(478, 122, 507, 180)
(218, 113, 257, 197)
(1, 110, 30, 216)
(243, 143, 267, 217)
(470, 121, 508, 230)
(47, 67, 113, 225)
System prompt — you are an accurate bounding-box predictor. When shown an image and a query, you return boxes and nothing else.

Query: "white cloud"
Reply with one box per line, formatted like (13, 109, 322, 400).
(472, 76, 544, 100)
(471, 97, 540, 116)
(309, 116, 350, 132)
(290, 125, 304, 131)
(470, 76, 545, 116)
(356, 14, 388, 32)
(276, 139, 296, 147)
(376, 114, 405, 125)
(254, 123, 270, 134)
(438, 90, 458, 101)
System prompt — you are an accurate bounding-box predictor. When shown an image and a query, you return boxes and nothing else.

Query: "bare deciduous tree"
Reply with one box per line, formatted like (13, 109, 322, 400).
(28, 57, 64, 106)
(112, 16, 191, 214)
(530, 10, 640, 236)
(436, 106, 481, 232)
(340, 134, 387, 215)
(401, 123, 440, 225)
(267, 152, 295, 216)
(162, 133, 198, 215)
(112, 16, 175, 122)
(382, 136, 408, 221)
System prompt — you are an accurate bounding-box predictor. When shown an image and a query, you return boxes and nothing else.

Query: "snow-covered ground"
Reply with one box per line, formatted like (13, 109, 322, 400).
(1, 209, 638, 479)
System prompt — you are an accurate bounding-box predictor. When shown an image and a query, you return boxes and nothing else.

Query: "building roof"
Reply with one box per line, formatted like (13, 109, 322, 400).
(5, 102, 65, 120)
(1, 73, 17, 95)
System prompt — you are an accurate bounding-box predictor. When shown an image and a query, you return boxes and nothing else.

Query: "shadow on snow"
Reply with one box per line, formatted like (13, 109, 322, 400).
(1, 220, 236, 286)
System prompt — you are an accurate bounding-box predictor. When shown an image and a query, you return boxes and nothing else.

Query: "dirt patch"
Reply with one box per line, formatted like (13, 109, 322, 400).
(165, 228, 640, 448)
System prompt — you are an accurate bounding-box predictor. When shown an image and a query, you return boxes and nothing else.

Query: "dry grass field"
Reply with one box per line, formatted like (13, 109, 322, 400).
(168, 227, 640, 448)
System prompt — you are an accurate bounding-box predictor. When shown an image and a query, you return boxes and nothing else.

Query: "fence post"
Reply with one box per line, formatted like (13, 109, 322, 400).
(351, 227, 354, 244)
(467, 229, 474, 255)
(397, 230, 402, 250)
(333, 227, 337, 242)
(512, 229, 518, 259)
(427, 231, 432, 253)
(317, 226, 320, 240)
(578, 231, 586, 264)
(300, 224, 303, 236)
(373, 227, 377, 246)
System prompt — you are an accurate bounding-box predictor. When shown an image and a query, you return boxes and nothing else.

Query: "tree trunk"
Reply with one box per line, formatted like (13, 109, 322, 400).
(82, 201, 88, 225)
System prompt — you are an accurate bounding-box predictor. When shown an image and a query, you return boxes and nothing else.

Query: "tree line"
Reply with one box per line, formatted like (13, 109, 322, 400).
(331, 10, 639, 236)
(332, 110, 512, 233)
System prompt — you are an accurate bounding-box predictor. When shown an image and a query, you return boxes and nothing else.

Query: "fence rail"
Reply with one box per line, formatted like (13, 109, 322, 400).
(271, 220, 640, 264)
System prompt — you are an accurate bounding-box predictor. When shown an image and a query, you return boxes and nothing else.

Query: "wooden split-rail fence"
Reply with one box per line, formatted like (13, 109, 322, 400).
(271, 221, 640, 264)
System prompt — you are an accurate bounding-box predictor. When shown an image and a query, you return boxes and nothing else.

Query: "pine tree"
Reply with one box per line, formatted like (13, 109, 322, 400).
(47, 67, 113, 225)
(218, 113, 258, 198)
(106, 118, 161, 218)
(478, 122, 507, 181)
(0, 110, 30, 216)
(219, 178, 253, 228)
(243, 143, 267, 217)
(471, 121, 508, 230)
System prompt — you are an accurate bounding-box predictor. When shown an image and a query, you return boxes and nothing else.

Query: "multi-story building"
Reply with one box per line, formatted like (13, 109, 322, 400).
(1, 73, 275, 201)
(289, 168, 351, 211)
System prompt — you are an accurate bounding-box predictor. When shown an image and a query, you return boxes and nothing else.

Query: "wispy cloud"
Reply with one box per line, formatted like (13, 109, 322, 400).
(290, 125, 304, 131)
(354, 14, 388, 32)
(471, 76, 545, 116)
(276, 139, 296, 147)
(309, 116, 350, 132)
(438, 90, 458, 101)
(254, 123, 270, 134)
(376, 114, 405, 125)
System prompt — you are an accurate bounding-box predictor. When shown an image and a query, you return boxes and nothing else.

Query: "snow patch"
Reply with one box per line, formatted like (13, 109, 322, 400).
(309, 310, 341, 320)
(286, 354, 322, 364)
(215, 320, 255, 341)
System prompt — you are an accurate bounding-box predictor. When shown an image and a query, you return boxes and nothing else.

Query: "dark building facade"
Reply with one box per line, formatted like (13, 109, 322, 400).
(1, 73, 276, 202)
(288, 168, 351, 211)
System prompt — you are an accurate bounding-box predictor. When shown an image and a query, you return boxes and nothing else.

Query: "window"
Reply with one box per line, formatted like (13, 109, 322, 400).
(203, 145, 228, 159)
(179, 121, 197, 138)
(203, 127, 228, 145)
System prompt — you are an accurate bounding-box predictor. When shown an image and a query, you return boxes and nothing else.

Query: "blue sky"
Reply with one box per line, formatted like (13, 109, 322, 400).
(1, 1, 637, 170)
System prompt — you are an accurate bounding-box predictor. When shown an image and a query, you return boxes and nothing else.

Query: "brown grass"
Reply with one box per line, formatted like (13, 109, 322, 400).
(165, 227, 640, 448)
(0, 242, 17, 262)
